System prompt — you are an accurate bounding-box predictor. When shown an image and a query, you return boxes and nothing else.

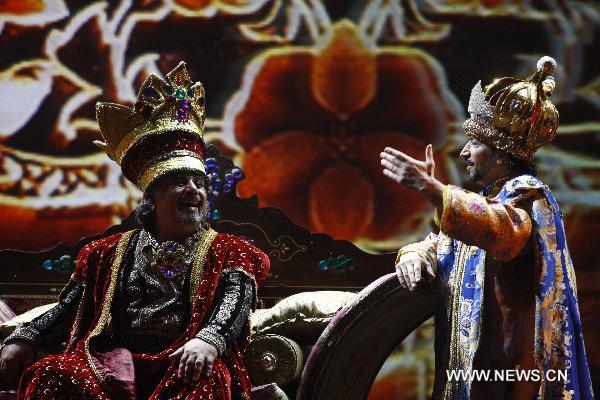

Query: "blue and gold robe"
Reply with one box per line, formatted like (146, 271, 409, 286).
(401, 175, 594, 399)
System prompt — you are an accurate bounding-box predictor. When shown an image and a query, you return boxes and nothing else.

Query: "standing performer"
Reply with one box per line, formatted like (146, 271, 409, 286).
(0, 61, 269, 399)
(380, 56, 594, 399)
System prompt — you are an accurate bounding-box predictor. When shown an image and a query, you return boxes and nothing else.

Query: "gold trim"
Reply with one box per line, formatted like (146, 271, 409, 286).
(84, 230, 136, 384)
(397, 247, 434, 266)
(190, 229, 218, 308)
(68, 282, 88, 350)
(397, 235, 438, 269)
(138, 156, 206, 192)
(468, 251, 486, 387)
(443, 242, 469, 400)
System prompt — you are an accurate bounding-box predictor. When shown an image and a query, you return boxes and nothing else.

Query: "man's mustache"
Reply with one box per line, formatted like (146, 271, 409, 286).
(178, 196, 202, 206)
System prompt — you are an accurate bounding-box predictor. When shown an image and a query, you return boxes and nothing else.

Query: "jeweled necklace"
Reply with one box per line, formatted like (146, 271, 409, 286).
(146, 230, 202, 278)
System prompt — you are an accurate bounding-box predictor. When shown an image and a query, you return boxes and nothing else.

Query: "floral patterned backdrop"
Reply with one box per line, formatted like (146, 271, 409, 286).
(1, 0, 599, 397)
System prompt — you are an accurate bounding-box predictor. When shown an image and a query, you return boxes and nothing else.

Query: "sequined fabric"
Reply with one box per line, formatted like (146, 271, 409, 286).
(197, 271, 255, 356)
(400, 176, 594, 400)
(18, 349, 111, 399)
(18, 347, 234, 400)
(112, 230, 190, 354)
(4, 276, 83, 347)
(16, 231, 270, 399)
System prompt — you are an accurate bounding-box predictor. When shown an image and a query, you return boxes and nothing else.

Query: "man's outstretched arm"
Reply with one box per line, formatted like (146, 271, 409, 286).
(381, 145, 532, 261)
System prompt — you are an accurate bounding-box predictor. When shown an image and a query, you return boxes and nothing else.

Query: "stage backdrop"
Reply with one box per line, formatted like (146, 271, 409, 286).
(0, 0, 598, 398)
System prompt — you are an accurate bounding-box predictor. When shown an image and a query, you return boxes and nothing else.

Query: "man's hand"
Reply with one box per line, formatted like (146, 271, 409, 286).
(380, 144, 444, 210)
(396, 253, 435, 291)
(0, 341, 35, 389)
(169, 338, 218, 385)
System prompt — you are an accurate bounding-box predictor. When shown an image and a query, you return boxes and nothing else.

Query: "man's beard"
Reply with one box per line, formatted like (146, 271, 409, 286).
(175, 207, 203, 226)
(465, 164, 488, 184)
(465, 168, 484, 184)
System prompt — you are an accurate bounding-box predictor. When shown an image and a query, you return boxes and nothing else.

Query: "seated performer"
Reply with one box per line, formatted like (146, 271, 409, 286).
(380, 57, 594, 399)
(0, 62, 269, 399)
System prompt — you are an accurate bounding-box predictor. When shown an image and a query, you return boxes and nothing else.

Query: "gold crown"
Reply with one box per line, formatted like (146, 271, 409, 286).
(463, 56, 559, 160)
(95, 61, 206, 164)
(94, 62, 207, 192)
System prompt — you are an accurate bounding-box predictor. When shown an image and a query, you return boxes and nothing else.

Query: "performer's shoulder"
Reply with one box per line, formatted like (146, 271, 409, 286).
(503, 174, 555, 198)
(77, 230, 132, 259)
(502, 175, 561, 211)
(213, 232, 259, 250)
(506, 174, 546, 191)
(212, 232, 268, 259)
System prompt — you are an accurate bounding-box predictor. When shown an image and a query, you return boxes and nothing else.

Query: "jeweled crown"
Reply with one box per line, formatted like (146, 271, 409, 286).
(463, 56, 559, 160)
(95, 62, 207, 192)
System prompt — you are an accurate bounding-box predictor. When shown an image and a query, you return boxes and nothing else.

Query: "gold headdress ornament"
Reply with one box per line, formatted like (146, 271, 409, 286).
(95, 61, 207, 192)
(463, 56, 559, 160)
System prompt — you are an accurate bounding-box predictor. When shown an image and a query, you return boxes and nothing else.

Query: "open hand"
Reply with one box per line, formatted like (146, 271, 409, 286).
(380, 144, 436, 191)
(380, 144, 444, 209)
(169, 338, 218, 385)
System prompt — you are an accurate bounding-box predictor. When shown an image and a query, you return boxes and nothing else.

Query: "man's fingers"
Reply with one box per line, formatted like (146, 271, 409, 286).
(401, 264, 412, 289)
(383, 147, 417, 163)
(424, 261, 435, 279)
(383, 168, 402, 183)
(192, 357, 204, 383)
(178, 352, 188, 379)
(203, 360, 213, 379)
(399, 264, 409, 289)
(380, 157, 406, 176)
(425, 144, 435, 177)
(408, 262, 418, 290)
(414, 261, 422, 284)
(396, 264, 409, 288)
(395, 265, 405, 287)
(380, 158, 399, 172)
(184, 354, 198, 383)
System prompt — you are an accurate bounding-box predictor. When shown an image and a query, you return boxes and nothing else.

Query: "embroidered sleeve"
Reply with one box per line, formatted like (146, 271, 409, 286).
(3, 277, 84, 347)
(437, 185, 533, 261)
(196, 271, 255, 356)
(397, 233, 438, 271)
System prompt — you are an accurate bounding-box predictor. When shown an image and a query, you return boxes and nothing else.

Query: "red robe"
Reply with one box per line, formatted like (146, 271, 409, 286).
(18, 229, 269, 399)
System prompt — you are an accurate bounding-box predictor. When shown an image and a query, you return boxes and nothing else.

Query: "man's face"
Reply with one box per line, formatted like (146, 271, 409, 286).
(152, 172, 208, 231)
(459, 138, 498, 184)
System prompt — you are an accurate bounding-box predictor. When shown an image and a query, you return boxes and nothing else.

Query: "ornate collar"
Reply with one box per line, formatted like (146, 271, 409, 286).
(145, 229, 204, 278)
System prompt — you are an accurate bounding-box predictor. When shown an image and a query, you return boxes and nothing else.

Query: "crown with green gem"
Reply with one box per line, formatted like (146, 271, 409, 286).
(95, 61, 207, 193)
(95, 61, 206, 165)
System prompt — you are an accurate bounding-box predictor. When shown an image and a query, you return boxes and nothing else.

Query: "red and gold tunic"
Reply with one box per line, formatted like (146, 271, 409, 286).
(16, 229, 269, 399)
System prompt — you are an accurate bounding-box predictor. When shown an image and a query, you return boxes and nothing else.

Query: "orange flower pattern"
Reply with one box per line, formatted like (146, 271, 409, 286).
(230, 21, 460, 242)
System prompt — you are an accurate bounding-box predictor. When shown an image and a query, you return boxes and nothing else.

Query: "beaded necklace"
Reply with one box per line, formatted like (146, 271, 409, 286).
(146, 229, 203, 278)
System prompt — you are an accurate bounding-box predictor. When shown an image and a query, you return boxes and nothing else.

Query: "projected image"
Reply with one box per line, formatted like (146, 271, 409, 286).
(1, 0, 599, 397)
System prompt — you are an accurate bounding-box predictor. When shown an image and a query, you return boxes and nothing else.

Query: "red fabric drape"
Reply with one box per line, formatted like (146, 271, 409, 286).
(18, 231, 269, 399)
